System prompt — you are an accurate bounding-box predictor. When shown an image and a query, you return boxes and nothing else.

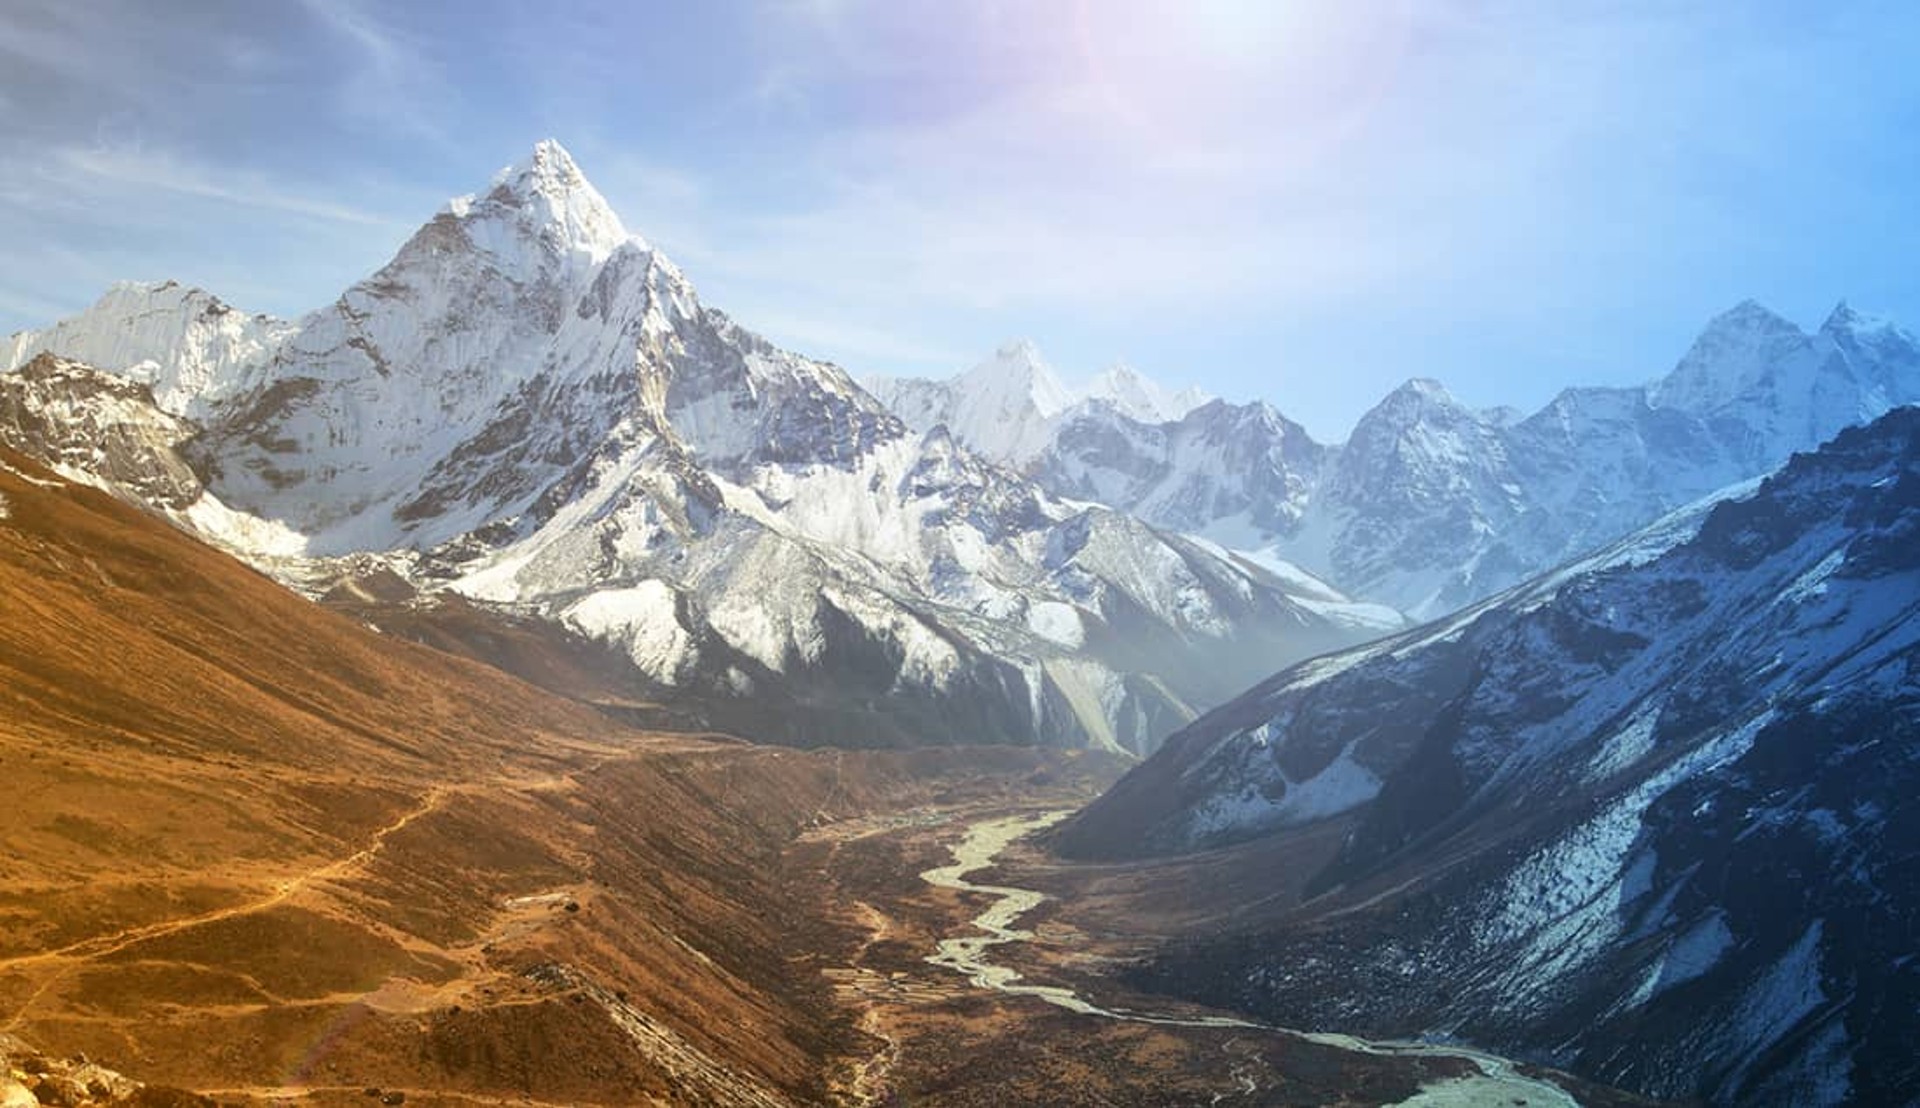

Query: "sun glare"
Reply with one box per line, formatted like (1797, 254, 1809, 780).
(1066, 0, 1413, 169)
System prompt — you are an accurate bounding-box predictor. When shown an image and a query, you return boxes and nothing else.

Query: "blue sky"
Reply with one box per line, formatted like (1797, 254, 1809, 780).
(1, 0, 1916, 439)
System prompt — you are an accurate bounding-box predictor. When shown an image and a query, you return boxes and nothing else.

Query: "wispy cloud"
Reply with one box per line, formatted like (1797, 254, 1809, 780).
(50, 144, 407, 228)
(294, 0, 452, 146)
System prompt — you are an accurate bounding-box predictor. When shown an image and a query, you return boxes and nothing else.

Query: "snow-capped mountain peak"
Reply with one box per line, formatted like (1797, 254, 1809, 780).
(2, 280, 294, 421)
(1083, 361, 1212, 422)
(1821, 298, 1920, 368)
(1380, 375, 1460, 409)
(966, 339, 1071, 418)
(864, 344, 1216, 469)
(1648, 298, 1813, 415)
(439, 138, 633, 277)
(901, 338, 1074, 463)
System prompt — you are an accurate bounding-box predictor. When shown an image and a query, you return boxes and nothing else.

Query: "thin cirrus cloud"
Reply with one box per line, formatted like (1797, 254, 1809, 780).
(292, 0, 456, 149)
(48, 145, 406, 230)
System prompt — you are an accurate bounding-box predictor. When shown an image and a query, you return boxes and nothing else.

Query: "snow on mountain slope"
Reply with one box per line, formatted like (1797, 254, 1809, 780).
(1083, 362, 1212, 423)
(196, 140, 674, 548)
(3, 281, 293, 419)
(0, 141, 1375, 753)
(864, 343, 1211, 468)
(867, 340, 1072, 465)
(1058, 407, 1920, 1104)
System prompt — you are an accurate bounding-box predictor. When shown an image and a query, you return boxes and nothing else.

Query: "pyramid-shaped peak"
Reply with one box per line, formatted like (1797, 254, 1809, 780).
(993, 337, 1045, 364)
(1821, 299, 1902, 336)
(496, 138, 588, 194)
(960, 340, 1070, 420)
(1387, 377, 1460, 405)
(1086, 361, 1209, 422)
(1703, 298, 1801, 336)
(440, 138, 631, 265)
(1348, 377, 1476, 437)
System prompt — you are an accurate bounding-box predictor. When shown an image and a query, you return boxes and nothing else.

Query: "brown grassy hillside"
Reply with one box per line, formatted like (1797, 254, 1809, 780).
(0, 449, 1100, 1105)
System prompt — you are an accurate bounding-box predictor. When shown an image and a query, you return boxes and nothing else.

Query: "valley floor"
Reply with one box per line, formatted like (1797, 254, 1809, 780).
(4, 728, 1674, 1108)
(794, 789, 1669, 1107)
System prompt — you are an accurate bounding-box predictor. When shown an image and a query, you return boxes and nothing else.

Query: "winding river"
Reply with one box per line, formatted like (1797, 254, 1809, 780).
(920, 810, 1582, 1108)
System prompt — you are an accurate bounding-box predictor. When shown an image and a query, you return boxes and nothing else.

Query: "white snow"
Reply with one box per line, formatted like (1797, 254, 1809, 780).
(4, 281, 293, 419)
(864, 343, 1211, 467)
(179, 491, 312, 559)
(1716, 920, 1832, 1101)
(1271, 747, 1384, 823)
(1024, 600, 1085, 648)
(1182, 743, 1383, 843)
(1082, 361, 1211, 422)
(564, 581, 697, 686)
(1585, 709, 1660, 782)
(1481, 710, 1777, 984)
(1624, 910, 1735, 1009)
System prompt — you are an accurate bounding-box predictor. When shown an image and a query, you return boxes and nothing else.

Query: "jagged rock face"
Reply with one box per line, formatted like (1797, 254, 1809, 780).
(1057, 408, 1920, 1105)
(1311, 378, 1525, 613)
(0, 141, 1373, 754)
(0, 355, 204, 508)
(1033, 398, 1325, 537)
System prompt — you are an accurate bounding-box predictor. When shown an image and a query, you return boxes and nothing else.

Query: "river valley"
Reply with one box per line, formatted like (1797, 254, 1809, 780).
(915, 811, 1582, 1107)
(799, 796, 1656, 1107)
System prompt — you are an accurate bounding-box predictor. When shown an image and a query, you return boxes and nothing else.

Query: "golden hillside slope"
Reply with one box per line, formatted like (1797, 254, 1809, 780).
(0, 449, 1092, 1105)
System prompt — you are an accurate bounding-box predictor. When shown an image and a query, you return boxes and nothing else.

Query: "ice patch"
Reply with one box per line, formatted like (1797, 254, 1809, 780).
(564, 581, 696, 685)
(1587, 709, 1659, 782)
(1182, 745, 1382, 843)
(1625, 910, 1735, 1009)
(1781, 547, 1847, 604)
(1274, 748, 1384, 824)
(181, 492, 311, 558)
(1716, 920, 1832, 1102)
(1024, 600, 1084, 648)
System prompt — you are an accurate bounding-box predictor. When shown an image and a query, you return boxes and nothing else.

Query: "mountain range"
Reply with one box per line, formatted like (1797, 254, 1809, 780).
(874, 303, 1920, 619)
(0, 142, 1386, 755)
(1055, 405, 1920, 1105)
